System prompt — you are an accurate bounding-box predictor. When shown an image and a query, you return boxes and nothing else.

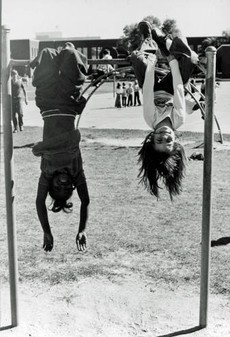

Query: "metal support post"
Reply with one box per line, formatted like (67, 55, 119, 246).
(2, 25, 18, 327)
(199, 46, 216, 328)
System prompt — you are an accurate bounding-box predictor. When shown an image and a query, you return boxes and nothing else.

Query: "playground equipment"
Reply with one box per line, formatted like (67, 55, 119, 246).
(1, 25, 18, 328)
(0, 23, 218, 330)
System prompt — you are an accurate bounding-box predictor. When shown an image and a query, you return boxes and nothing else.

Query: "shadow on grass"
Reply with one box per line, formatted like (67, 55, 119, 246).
(13, 143, 34, 149)
(0, 325, 14, 331)
(158, 325, 203, 337)
(211, 237, 230, 247)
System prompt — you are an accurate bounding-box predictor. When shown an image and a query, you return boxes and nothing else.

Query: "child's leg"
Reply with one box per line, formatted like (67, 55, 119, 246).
(168, 37, 195, 84)
(130, 95, 133, 106)
(18, 99, 24, 129)
(134, 92, 137, 105)
(76, 182, 90, 235)
(12, 110, 18, 130)
(154, 37, 196, 94)
(137, 92, 141, 105)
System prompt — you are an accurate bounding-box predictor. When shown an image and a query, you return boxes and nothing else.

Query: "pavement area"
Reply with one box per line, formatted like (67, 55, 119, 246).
(23, 81, 230, 134)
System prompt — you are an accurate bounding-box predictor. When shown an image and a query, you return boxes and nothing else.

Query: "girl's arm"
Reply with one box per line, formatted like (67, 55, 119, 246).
(142, 54, 157, 129)
(75, 183, 90, 251)
(36, 182, 53, 251)
(21, 83, 28, 104)
(169, 58, 186, 121)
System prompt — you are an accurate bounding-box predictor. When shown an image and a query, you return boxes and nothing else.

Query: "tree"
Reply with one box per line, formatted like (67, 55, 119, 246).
(119, 23, 140, 52)
(161, 19, 177, 35)
(142, 16, 161, 28)
(222, 29, 230, 37)
(201, 37, 218, 52)
(200, 29, 230, 56)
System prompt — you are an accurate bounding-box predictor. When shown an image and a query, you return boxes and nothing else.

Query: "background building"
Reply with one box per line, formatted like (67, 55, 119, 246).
(10, 36, 230, 78)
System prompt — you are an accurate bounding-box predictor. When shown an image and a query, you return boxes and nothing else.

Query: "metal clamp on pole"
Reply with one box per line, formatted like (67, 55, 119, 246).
(2, 25, 18, 327)
(199, 46, 216, 328)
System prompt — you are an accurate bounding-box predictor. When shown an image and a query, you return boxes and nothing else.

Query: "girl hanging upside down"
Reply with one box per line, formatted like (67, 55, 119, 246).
(131, 20, 200, 200)
(31, 43, 89, 252)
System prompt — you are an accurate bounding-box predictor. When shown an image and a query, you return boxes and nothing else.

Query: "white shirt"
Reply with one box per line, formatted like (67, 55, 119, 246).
(98, 54, 114, 72)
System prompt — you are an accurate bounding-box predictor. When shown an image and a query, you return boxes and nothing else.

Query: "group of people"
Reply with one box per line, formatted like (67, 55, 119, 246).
(10, 18, 207, 252)
(115, 80, 142, 108)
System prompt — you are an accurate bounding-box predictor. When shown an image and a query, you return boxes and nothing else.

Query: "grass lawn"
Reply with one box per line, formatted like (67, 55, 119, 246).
(1, 127, 230, 336)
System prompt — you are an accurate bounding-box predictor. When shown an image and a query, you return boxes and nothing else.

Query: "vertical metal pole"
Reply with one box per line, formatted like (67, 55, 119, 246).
(0, 1, 2, 111)
(113, 74, 116, 98)
(2, 25, 18, 327)
(113, 63, 117, 98)
(0, 0, 2, 326)
(199, 46, 216, 328)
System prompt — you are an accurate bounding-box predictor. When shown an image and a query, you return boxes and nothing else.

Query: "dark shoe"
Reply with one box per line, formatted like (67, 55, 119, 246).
(192, 101, 205, 117)
(192, 103, 200, 111)
(13, 129, 18, 133)
(151, 28, 170, 57)
(138, 21, 152, 39)
(189, 152, 204, 161)
(192, 101, 205, 120)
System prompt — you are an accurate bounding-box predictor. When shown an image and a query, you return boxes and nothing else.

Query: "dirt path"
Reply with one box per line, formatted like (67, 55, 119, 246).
(1, 276, 230, 337)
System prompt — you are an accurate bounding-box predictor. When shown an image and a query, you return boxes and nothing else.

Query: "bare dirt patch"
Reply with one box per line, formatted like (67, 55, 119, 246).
(1, 276, 230, 337)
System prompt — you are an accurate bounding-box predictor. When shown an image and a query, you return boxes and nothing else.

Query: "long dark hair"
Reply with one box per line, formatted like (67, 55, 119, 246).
(49, 195, 73, 213)
(48, 171, 74, 213)
(138, 132, 186, 200)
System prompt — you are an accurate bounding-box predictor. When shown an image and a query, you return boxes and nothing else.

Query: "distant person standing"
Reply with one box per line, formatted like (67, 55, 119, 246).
(133, 80, 141, 106)
(126, 82, 133, 107)
(99, 49, 114, 73)
(93, 49, 114, 86)
(11, 69, 28, 132)
(122, 82, 127, 107)
(115, 82, 122, 108)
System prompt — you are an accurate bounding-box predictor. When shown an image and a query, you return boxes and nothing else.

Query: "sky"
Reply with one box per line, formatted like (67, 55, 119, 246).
(2, 0, 230, 40)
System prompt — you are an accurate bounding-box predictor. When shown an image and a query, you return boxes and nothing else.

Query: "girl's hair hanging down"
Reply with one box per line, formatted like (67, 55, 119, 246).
(48, 198, 73, 213)
(48, 171, 74, 213)
(138, 132, 187, 200)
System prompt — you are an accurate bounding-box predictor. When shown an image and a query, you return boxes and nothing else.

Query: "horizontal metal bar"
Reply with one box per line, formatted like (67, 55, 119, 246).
(11, 59, 31, 67)
(88, 58, 130, 65)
